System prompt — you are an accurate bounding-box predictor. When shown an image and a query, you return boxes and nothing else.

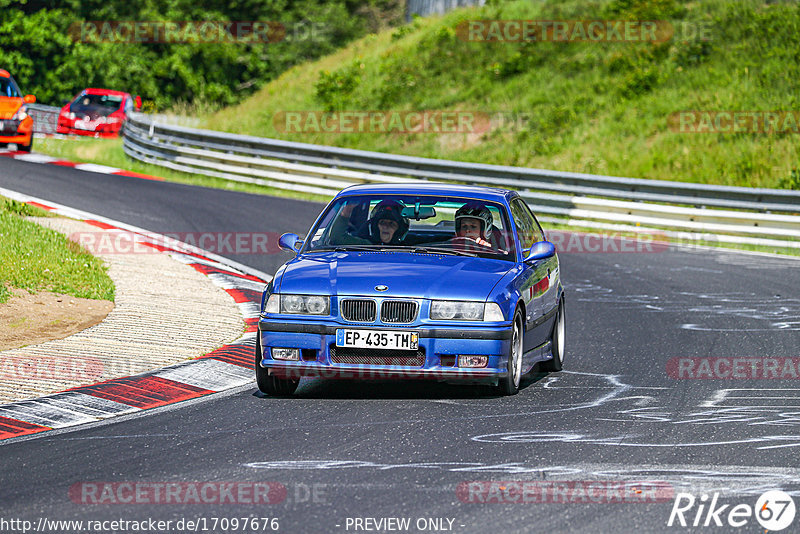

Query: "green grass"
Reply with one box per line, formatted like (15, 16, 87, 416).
(35, 136, 331, 204)
(200, 0, 800, 190)
(0, 196, 115, 304)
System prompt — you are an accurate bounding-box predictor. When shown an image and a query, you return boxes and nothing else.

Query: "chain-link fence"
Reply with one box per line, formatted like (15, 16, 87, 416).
(28, 104, 60, 134)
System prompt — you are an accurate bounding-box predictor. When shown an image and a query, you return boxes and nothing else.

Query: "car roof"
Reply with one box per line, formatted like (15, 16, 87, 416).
(81, 88, 129, 97)
(337, 182, 517, 203)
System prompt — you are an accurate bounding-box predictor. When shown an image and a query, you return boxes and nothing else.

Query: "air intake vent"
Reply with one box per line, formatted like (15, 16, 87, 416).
(341, 299, 377, 322)
(330, 346, 425, 367)
(380, 300, 418, 324)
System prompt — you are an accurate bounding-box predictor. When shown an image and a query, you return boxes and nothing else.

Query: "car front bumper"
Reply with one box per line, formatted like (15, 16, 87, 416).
(258, 319, 513, 383)
(0, 117, 32, 144)
(57, 120, 121, 137)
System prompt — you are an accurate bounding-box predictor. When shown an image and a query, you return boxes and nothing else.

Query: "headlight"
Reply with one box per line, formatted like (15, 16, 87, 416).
(430, 301, 504, 321)
(305, 296, 328, 314)
(269, 294, 330, 315)
(11, 106, 27, 121)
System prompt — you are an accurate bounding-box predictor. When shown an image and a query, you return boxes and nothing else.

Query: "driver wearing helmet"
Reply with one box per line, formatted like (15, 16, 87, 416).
(330, 199, 410, 245)
(454, 201, 493, 248)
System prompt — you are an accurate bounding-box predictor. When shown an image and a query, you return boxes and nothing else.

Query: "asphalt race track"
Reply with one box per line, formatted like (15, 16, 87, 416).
(2, 157, 800, 533)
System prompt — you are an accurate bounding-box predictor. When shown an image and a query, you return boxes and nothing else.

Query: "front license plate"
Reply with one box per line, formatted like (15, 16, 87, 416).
(74, 120, 94, 130)
(336, 329, 419, 350)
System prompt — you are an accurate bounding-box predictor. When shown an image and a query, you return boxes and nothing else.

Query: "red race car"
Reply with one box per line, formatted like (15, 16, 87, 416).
(57, 88, 141, 137)
(0, 69, 35, 152)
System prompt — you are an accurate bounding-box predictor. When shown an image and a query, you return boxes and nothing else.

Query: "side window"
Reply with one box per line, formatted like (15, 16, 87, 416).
(518, 199, 545, 243)
(510, 199, 542, 249)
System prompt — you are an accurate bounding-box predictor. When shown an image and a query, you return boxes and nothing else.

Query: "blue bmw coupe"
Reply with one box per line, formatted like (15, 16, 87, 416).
(257, 183, 565, 396)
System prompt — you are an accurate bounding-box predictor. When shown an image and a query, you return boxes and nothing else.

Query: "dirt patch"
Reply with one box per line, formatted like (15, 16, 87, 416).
(0, 288, 113, 351)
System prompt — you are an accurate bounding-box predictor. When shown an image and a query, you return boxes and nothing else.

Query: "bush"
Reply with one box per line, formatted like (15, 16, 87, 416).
(0, 0, 389, 110)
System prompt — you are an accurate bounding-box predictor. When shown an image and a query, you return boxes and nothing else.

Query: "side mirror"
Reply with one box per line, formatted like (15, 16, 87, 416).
(278, 232, 303, 252)
(524, 241, 555, 262)
(23, 94, 36, 104)
(134, 96, 142, 110)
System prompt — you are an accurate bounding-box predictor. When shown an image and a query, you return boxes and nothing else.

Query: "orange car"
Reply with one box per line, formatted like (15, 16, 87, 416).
(0, 69, 35, 152)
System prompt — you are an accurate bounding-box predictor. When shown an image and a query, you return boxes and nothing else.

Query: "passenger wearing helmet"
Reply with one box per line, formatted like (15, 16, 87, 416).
(454, 202, 493, 248)
(330, 199, 409, 245)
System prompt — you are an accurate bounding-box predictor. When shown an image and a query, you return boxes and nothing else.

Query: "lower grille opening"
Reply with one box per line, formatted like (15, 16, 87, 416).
(439, 355, 456, 367)
(301, 349, 317, 362)
(330, 345, 425, 367)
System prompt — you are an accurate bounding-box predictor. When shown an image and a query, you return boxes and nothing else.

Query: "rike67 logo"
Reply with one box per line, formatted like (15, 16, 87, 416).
(667, 490, 796, 530)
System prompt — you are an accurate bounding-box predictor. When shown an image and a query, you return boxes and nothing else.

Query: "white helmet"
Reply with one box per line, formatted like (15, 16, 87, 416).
(455, 202, 493, 239)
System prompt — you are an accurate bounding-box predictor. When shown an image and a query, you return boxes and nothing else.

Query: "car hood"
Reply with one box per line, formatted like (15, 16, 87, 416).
(278, 251, 512, 300)
(0, 98, 23, 119)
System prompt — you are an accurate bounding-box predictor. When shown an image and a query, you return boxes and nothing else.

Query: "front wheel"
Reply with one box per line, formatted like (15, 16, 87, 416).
(255, 335, 299, 396)
(498, 310, 524, 396)
(540, 299, 565, 372)
(18, 136, 33, 153)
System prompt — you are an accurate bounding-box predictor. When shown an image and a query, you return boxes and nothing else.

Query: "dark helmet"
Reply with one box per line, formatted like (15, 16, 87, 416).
(368, 199, 409, 244)
(455, 202, 493, 239)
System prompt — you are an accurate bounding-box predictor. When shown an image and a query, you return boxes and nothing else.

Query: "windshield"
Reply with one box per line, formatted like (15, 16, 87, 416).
(0, 76, 21, 98)
(303, 194, 516, 261)
(69, 93, 124, 116)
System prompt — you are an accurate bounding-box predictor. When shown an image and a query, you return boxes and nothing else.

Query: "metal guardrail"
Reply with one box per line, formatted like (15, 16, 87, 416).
(29, 104, 61, 134)
(122, 112, 800, 249)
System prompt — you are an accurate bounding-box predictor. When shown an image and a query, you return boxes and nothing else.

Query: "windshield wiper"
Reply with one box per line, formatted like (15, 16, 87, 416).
(330, 245, 388, 252)
(405, 246, 477, 257)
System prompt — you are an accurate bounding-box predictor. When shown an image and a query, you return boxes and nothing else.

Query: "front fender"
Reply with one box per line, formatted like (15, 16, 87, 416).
(486, 264, 524, 322)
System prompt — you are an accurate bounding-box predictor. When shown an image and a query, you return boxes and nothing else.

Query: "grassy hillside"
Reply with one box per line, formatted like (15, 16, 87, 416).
(205, 0, 800, 189)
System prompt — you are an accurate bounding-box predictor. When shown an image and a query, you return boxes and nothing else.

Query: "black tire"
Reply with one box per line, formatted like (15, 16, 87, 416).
(498, 309, 524, 396)
(18, 137, 33, 153)
(255, 334, 299, 396)
(540, 299, 565, 372)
